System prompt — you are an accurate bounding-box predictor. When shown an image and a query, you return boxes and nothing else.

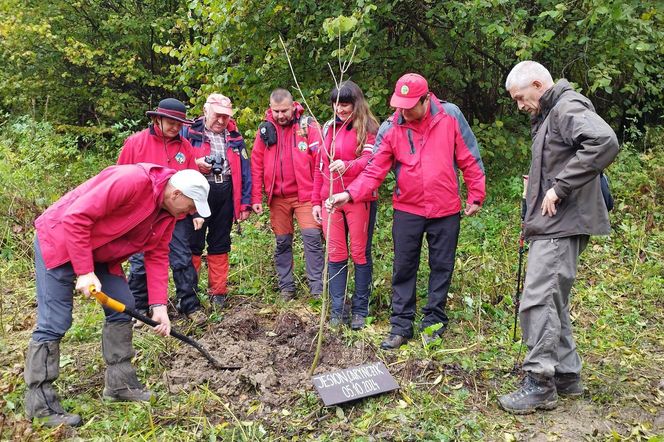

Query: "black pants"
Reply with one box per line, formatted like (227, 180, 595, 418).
(390, 210, 460, 338)
(190, 180, 234, 255)
(128, 217, 199, 314)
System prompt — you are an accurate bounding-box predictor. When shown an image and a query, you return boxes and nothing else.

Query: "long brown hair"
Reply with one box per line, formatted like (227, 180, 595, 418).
(329, 81, 379, 156)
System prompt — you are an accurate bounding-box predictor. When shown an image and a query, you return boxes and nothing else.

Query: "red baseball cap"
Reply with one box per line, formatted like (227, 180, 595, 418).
(390, 73, 429, 109)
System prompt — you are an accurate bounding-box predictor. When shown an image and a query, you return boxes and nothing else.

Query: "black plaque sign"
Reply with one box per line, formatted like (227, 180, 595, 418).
(311, 361, 399, 406)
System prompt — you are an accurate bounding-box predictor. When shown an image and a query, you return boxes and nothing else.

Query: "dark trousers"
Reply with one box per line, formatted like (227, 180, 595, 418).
(390, 210, 460, 338)
(128, 217, 199, 314)
(32, 236, 133, 342)
(190, 181, 234, 255)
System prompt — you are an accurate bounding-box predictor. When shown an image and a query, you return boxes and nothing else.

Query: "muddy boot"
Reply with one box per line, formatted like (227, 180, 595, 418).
(302, 228, 324, 296)
(351, 314, 366, 331)
(210, 294, 227, 309)
(555, 373, 584, 396)
(280, 290, 296, 301)
(380, 334, 408, 350)
(275, 234, 295, 295)
(24, 340, 82, 427)
(498, 373, 558, 414)
(102, 322, 152, 402)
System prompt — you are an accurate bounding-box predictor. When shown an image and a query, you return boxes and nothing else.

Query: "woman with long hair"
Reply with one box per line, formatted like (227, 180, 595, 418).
(312, 80, 380, 329)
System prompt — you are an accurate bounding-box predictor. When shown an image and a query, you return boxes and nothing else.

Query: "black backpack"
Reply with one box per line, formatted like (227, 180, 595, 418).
(600, 172, 614, 212)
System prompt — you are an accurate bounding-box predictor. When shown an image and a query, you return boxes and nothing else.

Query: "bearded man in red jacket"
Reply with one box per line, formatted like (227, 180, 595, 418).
(23, 164, 210, 427)
(328, 73, 486, 350)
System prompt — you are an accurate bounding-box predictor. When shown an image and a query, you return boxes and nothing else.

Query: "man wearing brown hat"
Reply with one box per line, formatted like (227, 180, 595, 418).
(118, 98, 208, 325)
(327, 73, 486, 349)
(181, 93, 252, 308)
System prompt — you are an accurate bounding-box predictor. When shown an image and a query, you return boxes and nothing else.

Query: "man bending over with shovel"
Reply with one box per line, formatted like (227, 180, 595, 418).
(24, 163, 210, 427)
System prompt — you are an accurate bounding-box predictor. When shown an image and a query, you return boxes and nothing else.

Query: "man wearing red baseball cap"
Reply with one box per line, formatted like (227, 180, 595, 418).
(181, 93, 252, 309)
(327, 73, 486, 349)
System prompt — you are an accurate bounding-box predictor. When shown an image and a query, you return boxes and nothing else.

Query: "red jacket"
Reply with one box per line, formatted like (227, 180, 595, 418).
(251, 103, 321, 205)
(312, 119, 377, 206)
(181, 117, 252, 219)
(347, 95, 486, 218)
(117, 125, 198, 172)
(34, 164, 179, 305)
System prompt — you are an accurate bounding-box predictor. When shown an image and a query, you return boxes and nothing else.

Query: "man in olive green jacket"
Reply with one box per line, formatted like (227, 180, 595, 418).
(499, 61, 619, 414)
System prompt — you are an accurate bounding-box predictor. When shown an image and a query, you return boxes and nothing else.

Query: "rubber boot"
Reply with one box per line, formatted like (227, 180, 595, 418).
(352, 262, 372, 320)
(208, 253, 229, 308)
(173, 266, 201, 315)
(275, 234, 295, 294)
(302, 228, 324, 296)
(102, 321, 152, 402)
(328, 260, 348, 324)
(498, 372, 558, 414)
(24, 340, 82, 427)
(191, 254, 202, 273)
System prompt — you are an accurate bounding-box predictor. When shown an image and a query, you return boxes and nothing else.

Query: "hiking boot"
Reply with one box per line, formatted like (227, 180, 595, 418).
(186, 309, 207, 326)
(280, 290, 295, 301)
(350, 315, 366, 331)
(102, 322, 153, 402)
(210, 294, 227, 310)
(555, 373, 584, 396)
(329, 317, 343, 328)
(498, 373, 558, 414)
(24, 340, 83, 427)
(380, 334, 408, 350)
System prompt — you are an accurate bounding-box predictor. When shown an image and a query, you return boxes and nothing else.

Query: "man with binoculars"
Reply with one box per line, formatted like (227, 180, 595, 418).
(182, 93, 252, 308)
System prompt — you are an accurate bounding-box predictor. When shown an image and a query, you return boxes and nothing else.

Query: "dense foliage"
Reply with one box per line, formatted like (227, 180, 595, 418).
(1, 1, 662, 140)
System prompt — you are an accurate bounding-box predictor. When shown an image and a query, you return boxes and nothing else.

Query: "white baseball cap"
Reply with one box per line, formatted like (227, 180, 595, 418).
(169, 170, 211, 217)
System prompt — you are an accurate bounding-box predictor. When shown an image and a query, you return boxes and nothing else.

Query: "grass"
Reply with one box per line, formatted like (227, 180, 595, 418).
(0, 119, 662, 440)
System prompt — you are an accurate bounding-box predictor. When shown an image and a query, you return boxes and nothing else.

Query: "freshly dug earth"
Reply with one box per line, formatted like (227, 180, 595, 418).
(164, 304, 379, 417)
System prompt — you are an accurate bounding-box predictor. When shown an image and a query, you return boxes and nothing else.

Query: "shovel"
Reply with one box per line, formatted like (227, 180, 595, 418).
(89, 287, 240, 371)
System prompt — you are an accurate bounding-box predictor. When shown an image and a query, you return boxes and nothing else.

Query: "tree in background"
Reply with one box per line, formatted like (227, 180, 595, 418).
(1, 0, 661, 142)
(0, 0, 186, 123)
(171, 0, 663, 139)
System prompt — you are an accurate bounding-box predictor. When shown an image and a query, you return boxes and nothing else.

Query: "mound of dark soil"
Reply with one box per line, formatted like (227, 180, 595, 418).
(164, 305, 379, 416)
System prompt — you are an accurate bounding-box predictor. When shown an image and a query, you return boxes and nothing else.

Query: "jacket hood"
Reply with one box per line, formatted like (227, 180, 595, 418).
(138, 163, 177, 204)
(264, 101, 305, 125)
(539, 79, 573, 118)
